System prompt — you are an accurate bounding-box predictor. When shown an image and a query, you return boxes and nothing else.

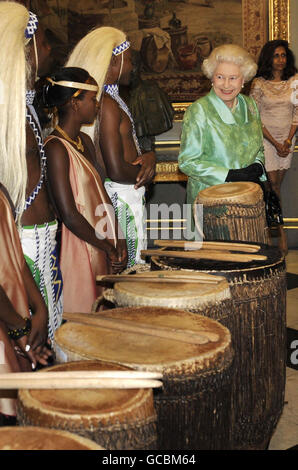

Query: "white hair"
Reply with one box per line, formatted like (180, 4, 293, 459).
(66, 26, 127, 141)
(202, 44, 257, 82)
(0, 1, 31, 224)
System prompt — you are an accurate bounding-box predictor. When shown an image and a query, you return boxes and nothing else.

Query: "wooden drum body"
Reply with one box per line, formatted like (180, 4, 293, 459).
(194, 181, 270, 244)
(17, 360, 157, 450)
(0, 426, 104, 450)
(151, 244, 287, 450)
(54, 308, 234, 450)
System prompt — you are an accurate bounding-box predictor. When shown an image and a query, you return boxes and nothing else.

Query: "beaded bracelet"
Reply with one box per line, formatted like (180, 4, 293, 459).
(8, 318, 32, 340)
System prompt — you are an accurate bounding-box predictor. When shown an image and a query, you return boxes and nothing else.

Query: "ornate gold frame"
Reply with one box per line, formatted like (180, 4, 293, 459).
(269, 0, 290, 41)
(154, 0, 291, 182)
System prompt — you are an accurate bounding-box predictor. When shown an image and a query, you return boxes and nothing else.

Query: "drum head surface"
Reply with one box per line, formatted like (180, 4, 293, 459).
(54, 307, 232, 373)
(20, 361, 145, 415)
(196, 181, 262, 204)
(0, 426, 104, 450)
(114, 270, 230, 308)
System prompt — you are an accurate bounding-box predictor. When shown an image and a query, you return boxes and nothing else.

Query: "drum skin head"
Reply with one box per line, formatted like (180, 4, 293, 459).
(53, 307, 232, 375)
(113, 270, 230, 309)
(196, 181, 262, 204)
(0, 426, 104, 450)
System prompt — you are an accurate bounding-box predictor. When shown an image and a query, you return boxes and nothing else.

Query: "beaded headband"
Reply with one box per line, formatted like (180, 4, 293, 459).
(46, 77, 98, 93)
(112, 40, 130, 56)
(25, 11, 38, 45)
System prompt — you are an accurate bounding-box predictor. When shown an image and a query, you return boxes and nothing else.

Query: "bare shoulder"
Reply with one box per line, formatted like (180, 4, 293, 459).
(101, 94, 121, 120)
(44, 135, 69, 161)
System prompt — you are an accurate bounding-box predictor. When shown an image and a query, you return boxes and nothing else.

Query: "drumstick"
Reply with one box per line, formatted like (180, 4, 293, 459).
(63, 312, 219, 345)
(97, 274, 223, 285)
(153, 240, 261, 253)
(0, 371, 163, 379)
(0, 374, 163, 390)
(141, 249, 267, 262)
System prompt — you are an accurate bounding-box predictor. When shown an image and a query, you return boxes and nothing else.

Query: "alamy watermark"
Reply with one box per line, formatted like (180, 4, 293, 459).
(93, 202, 204, 242)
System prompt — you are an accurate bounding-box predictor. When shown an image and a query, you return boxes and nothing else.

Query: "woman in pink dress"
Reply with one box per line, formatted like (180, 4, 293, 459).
(250, 40, 298, 253)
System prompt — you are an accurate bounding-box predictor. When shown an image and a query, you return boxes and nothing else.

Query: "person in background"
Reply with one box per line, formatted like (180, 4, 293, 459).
(250, 40, 298, 254)
(178, 44, 266, 221)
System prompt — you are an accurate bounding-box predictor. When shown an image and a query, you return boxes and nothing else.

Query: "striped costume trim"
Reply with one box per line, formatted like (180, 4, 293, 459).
(112, 40, 130, 56)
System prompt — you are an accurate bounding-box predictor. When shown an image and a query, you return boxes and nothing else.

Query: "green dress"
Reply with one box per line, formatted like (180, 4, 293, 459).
(178, 88, 265, 208)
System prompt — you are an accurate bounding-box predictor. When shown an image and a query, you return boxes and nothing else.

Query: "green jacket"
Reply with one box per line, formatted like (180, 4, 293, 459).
(178, 88, 265, 207)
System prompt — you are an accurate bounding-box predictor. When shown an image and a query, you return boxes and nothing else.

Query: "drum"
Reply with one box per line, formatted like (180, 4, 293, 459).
(17, 360, 157, 451)
(151, 243, 286, 450)
(54, 307, 234, 450)
(0, 426, 104, 450)
(112, 270, 232, 324)
(194, 181, 270, 244)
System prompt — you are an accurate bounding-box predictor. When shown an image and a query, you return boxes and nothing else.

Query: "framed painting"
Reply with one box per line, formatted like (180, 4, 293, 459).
(21, 1, 289, 103)
(26, 1, 263, 102)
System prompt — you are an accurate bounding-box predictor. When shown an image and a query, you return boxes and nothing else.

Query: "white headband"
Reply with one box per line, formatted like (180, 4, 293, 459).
(46, 78, 98, 92)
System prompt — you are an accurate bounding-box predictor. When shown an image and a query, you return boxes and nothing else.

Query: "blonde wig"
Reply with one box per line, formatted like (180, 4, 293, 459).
(0, 1, 32, 223)
(66, 26, 127, 140)
(202, 44, 257, 83)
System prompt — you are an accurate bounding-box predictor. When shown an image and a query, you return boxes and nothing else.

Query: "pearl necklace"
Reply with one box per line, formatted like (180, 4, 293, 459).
(55, 125, 84, 152)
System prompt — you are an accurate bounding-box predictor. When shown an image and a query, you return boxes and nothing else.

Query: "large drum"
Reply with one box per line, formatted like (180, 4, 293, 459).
(54, 308, 234, 450)
(0, 426, 104, 450)
(111, 270, 232, 324)
(151, 243, 287, 450)
(194, 181, 270, 244)
(17, 360, 157, 450)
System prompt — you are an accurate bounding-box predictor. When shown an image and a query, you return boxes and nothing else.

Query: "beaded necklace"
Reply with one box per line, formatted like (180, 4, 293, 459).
(104, 83, 141, 156)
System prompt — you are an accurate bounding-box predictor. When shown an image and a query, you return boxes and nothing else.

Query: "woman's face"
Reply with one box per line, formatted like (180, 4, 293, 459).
(212, 62, 244, 108)
(272, 46, 287, 74)
(77, 86, 99, 125)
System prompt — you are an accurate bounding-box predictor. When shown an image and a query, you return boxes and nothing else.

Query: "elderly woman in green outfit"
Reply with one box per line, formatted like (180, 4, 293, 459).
(178, 44, 266, 212)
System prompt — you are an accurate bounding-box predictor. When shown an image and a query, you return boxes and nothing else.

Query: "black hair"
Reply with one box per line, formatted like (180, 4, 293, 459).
(42, 67, 91, 108)
(256, 40, 297, 80)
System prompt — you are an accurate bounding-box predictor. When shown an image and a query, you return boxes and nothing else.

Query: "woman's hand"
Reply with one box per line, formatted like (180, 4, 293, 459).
(14, 335, 38, 369)
(34, 340, 53, 367)
(28, 305, 49, 352)
(275, 141, 290, 158)
(102, 240, 124, 274)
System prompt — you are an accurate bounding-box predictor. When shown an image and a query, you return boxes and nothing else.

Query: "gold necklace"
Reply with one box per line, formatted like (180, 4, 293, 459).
(55, 125, 84, 152)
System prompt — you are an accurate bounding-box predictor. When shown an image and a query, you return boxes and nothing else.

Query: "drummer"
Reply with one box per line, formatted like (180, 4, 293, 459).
(178, 44, 267, 212)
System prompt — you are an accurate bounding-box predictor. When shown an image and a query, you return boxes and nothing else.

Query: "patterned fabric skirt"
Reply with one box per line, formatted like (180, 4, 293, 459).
(19, 220, 63, 342)
(104, 180, 147, 268)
